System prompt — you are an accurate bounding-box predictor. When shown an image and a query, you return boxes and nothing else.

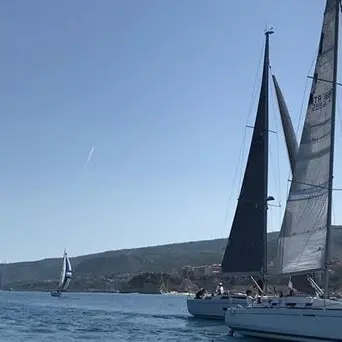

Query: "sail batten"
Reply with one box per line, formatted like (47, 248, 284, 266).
(221, 31, 272, 276)
(276, 0, 340, 276)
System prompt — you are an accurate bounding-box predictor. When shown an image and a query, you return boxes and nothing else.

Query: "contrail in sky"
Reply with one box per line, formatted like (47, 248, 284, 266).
(83, 145, 95, 169)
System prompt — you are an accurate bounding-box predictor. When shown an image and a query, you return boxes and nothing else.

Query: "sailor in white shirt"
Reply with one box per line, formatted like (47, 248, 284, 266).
(215, 282, 224, 295)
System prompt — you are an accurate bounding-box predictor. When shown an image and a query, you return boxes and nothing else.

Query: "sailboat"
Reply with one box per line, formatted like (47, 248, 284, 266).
(187, 29, 287, 319)
(50, 250, 72, 297)
(225, 1, 342, 340)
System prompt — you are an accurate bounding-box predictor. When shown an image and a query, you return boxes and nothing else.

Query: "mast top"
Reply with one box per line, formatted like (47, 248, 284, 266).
(265, 28, 275, 36)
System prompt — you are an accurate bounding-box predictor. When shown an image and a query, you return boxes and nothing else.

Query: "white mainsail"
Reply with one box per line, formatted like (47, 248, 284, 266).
(276, 0, 338, 275)
(58, 250, 72, 291)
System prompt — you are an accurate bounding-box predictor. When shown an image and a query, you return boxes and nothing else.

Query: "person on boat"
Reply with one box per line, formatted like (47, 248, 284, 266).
(246, 289, 253, 305)
(256, 296, 262, 304)
(215, 282, 224, 295)
(195, 288, 206, 299)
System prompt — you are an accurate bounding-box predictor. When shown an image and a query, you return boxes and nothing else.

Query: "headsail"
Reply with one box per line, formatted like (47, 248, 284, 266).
(58, 250, 72, 291)
(272, 74, 298, 174)
(221, 31, 273, 276)
(276, 0, 340, 275)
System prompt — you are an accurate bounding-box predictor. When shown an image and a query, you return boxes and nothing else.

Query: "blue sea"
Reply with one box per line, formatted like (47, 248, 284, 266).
(0, 291, 255, 341)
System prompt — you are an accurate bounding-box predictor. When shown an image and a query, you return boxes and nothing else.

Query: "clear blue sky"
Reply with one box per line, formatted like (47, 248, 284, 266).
(1, 0, 341, 262)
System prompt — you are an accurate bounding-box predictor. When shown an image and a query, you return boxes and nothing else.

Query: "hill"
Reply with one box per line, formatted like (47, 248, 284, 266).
(1, 232, 277, 285)
(1, 238, 228, 284)
(2, 227, 342, 287)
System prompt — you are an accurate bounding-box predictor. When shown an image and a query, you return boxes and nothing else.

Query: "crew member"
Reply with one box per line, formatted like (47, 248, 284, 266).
(215, 282, 224, 295)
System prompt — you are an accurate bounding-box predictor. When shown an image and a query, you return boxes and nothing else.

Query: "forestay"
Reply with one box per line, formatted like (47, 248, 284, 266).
(276, 0, 339, 275)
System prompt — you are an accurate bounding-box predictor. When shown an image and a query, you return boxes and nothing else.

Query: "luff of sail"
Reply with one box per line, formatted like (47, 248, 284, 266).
(221, 31, 273, 276)
(272, 74, 298, 174)
(276, 0, 339, 276)
(58, 251, 72, 291)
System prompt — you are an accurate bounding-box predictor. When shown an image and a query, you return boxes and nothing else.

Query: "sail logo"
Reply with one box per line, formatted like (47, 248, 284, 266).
(311, 87, 333, 112)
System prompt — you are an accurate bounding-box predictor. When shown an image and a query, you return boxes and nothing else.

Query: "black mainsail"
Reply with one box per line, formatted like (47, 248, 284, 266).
(221, 30, 273, 280)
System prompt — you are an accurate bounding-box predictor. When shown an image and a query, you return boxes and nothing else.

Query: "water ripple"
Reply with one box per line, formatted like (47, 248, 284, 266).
(0, 292, 253, 341)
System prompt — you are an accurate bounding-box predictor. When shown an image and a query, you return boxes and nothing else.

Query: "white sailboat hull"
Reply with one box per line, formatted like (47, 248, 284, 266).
(225, 297, 342, 341)
(187, 294, 247, 320)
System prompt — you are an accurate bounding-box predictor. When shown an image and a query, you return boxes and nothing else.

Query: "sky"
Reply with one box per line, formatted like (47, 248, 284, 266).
(1, 0, 341, 262)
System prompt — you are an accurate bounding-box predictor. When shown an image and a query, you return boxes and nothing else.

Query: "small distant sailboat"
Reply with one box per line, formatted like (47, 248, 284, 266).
(50, 250, 72, 297)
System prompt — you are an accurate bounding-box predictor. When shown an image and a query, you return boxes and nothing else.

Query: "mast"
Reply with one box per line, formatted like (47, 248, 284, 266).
(221, 30, 273, 282)
(324, 0, 340, 300)
(262, 29, 273, 285)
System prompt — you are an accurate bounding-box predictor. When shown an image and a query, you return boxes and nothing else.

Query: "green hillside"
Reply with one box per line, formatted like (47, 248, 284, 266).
(2, 238, 229, 284)
(2, 227, 342, 286)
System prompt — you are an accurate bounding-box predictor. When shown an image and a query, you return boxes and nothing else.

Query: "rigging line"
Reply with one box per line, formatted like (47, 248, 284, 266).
(238, 38, 266, 190)
(268, 65, 288, 229)
(220, 39, 265, 237)
(271, 87, 283, 228)
(269, 83, 283, 230)
(246, 38, 267, 127)
(333, 92, 342, 225)
(333, 9, 342, 225)
(338, 21, 342, 136)
(332, 197, 336, 226)
(283, 47, 319, 199)
(268, 64, 287, 227)
(221, 132, 246, 236)
(237, 41, 266, 191)
(269, 77, 282, 202)
(268, 147, 280, 230)
(334, 13, 342, 225)
(296, 46, 318, 137)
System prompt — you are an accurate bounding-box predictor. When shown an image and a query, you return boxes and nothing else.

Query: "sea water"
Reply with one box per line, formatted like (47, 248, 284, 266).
(0, 291, 254, 341)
